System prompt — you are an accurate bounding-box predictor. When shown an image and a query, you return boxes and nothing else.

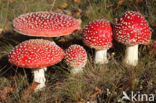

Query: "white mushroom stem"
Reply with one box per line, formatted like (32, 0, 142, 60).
(33, 67, 47, 91)
(123, 45, 138, 66)
(95, 49, 108, 64)
(71, 67, 83, 74)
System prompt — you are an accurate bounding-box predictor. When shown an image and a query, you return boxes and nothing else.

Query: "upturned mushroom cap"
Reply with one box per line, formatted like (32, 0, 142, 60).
(8, 39, 65, 68)
(13, 12, 81, 37)
(64, 44, 87, 68)
(82, 20, 112, 50)
(113, 11, 151, 45)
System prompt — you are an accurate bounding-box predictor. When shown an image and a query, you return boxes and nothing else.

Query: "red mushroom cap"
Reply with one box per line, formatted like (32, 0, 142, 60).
(8, 39, 65, 68)
(64, 44, 87, 68)
(113, 11, 151, 45)
(13, 12, 81, 37)
(82, 20, 113, 50)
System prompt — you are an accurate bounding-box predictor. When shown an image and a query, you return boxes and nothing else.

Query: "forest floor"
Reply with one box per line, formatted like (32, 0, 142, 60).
(0, 0, 155, 103)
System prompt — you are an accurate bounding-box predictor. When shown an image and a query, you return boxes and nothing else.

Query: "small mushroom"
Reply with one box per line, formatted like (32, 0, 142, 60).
(64, 44, 87, 74)
(13, 11, 81, 37)
(8, 39, 65, 91)
(113, 11, 151, 66)
(82, 20, 113, 64)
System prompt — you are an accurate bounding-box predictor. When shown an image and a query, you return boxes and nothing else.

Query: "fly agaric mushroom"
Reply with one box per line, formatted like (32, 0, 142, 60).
(113, 11, 151, 66)
(8, 39, 65, 90)
(64, 44, 87, 74)
(82, 20, 112, 64)
(13, 11, 81, 37)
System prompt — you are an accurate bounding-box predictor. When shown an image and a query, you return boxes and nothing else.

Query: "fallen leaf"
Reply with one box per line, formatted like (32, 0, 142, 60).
(55, 81, 63, 85)
(73, 11, 81, 17)
(75, 101, 85, 103)
(63, 10, 72, 16)
(57, 37, 68, 43)
(0, 87, 14, 100)
(0, 28, 3, 34)
(9, 0, 14, 3)
(9, 76, 17, 89)
(77, 18, 82, 25)
(56, 8, 62, 12)
(61, 2, 68, 9)
(115, 0, 124, 10)
(147, 40, 156, 55)
(74, 0, 82, 3)
(136, 0, 143, 4)
(22, 82, 39, 102)
(90, 87, 102, 99)
(128, 70, 136, 91)
(106, 4, 113, 8)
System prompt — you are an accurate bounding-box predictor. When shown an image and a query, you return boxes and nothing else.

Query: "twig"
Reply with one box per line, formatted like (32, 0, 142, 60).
(22, 82, 39, 102)
(50, 0, 56, 11)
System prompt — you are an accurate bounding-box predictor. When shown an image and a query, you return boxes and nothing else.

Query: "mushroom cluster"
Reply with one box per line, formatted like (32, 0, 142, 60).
(8, 10, 152, 92)
(9, 11, 81, 91)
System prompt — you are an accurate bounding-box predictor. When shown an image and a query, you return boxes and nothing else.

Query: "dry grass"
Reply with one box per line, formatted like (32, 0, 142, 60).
(0, 0, 156, 103)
